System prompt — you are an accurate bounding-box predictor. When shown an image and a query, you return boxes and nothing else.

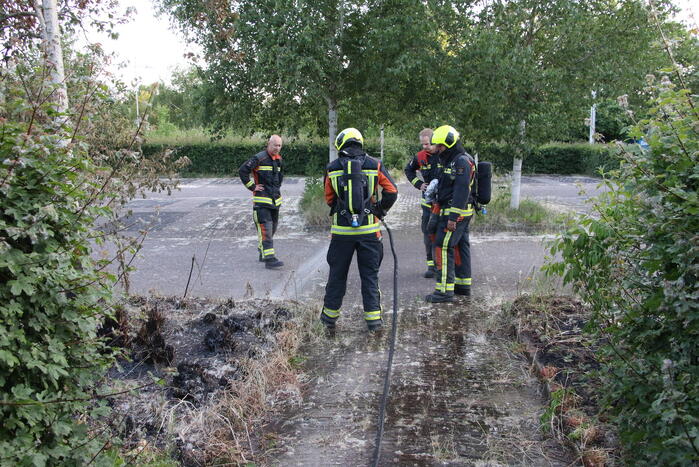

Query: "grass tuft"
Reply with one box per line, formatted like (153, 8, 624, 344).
(472, 183, 572, 233)
(299, 176, 332, 228)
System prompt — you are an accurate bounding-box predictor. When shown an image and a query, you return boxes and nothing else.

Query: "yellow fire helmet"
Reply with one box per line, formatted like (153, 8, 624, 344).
(431, 125, 460, 148)
(335, 127, 364, 151)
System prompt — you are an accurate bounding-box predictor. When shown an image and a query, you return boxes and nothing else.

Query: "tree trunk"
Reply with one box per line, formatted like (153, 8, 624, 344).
(32, 0, 47, 41)
(327, 96, 338, 162)
(37, 0, 68, 114)
(510, 119, 526, 209)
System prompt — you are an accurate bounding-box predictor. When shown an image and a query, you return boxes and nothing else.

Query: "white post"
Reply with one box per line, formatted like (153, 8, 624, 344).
(511, 158, 522, 209)
(380, 124, 384, 161)
(510, 120, 526, 209)
(589, 90, 597, 144)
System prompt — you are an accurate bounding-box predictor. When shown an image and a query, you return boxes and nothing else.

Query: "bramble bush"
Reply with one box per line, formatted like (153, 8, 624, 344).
(545, 76, 698, 463)
(0, 51, 186, 464)
(0, 107, 118, 464)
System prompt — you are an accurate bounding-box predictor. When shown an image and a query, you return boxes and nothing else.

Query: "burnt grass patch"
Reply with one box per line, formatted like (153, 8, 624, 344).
(102, 295, 310, 465)
(504, 295, 619, 466)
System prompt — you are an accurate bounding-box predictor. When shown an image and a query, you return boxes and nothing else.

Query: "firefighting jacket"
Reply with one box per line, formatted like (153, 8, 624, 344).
(324, 144, 398, 237)
(435, 141, 475, 222)
(238, 149, 283, 209)
(404, 150, 442, 190)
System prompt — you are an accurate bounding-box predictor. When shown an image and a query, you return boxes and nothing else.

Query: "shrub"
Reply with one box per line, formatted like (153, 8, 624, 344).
(143, 137, 410, 177)
(464, 141, 618, 175)
(1, 52, 184, 465)
(528, 143, 618, 175)
(545, 79, 699, 463)
(0, 117, 116, 464)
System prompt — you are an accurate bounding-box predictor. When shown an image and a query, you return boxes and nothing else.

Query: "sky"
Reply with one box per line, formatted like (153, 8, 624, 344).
(86, 0, 200, 86)
(91, 0, 698, 87)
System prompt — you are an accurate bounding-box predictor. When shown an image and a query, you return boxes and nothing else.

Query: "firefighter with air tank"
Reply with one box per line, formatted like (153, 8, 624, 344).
(425, 125, 477, 303)
(319, 128, 398, 332)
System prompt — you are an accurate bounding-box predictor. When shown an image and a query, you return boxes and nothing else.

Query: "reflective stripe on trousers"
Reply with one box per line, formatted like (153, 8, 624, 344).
(433, 214, 472, 294)
(322, 235, 384, 323)
(253, 207, 279, 259)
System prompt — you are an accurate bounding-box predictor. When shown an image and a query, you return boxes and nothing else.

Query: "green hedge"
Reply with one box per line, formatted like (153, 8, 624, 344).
(143, 140, 407, 177)
(144, 140, 618, 177)
(463, 142, 619, 175)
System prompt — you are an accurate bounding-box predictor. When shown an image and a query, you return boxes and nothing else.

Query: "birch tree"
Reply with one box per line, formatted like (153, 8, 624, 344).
(34, 0, 69, 114)
(456, 0, 672, 208)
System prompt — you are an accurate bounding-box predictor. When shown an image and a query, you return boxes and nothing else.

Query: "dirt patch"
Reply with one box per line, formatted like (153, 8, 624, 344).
(101, 295, 312, 465)
(506, 295, 618, 466)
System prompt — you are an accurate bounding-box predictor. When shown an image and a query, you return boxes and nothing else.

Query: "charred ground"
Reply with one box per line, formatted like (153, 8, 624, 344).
(99, 295, 315, 465)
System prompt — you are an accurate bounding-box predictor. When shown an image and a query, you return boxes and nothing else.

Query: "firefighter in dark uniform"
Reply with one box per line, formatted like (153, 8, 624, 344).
(238, 135, 284, 269)
(320, 128, 398, 331)
(404, 128, 442, 278)
(425, 125, 475, 302)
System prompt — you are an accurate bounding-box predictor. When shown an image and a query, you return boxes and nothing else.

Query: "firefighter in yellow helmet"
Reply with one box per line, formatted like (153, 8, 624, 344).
(320, 128, 398, 331)
(425, 125, 476, 302)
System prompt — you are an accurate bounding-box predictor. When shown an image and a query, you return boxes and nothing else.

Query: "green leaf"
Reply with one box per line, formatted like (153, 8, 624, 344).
(8, 279, 35, 296)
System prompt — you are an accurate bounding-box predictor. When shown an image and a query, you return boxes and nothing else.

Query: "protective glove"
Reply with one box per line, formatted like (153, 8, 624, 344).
(371, 204, 386, 220)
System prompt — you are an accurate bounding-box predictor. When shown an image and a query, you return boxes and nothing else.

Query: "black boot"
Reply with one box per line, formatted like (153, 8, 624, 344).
(319, 311, 336, 330)
(423, 266, 436, 278)
(366, 319, 383, 332)
(264, 257, 284, 269)
(425, 292, 454, 303)
(454, 285, 471, 296)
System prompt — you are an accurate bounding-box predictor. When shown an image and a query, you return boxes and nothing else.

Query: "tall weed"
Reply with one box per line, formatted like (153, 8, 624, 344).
(300, 176, 331, 227)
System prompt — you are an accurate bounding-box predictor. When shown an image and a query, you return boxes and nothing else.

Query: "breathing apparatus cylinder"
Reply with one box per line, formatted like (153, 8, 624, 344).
(475, 161, 492, 205)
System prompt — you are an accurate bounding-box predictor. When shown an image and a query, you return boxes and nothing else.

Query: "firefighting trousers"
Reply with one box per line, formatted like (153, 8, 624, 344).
(420, 204, 434, 268)
(434, 214, 472, 294)
(253, 207, 279, 259)
(322, 235, 384, 324)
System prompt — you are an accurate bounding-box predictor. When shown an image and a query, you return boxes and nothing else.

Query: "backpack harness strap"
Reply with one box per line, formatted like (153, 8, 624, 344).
(335, 155, 376, 227)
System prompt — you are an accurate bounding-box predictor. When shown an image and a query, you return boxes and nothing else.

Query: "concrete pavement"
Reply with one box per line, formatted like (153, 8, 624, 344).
(117, 175, 598, 303)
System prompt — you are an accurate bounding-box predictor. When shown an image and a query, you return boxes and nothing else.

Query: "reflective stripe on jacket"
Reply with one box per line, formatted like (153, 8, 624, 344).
(238, 149, 283, 208)
(405, 150, 442, 209)
(404, 150, 442, 190)
(436, 142, 475, 222)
